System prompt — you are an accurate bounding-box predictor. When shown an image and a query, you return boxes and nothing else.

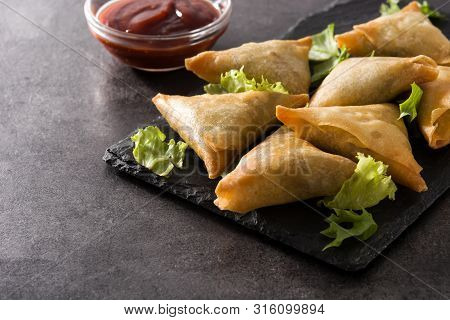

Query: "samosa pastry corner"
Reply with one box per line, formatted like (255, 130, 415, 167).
(152, 92, 308, 179)
(214, 127, 356, 214)
(336, 1, 450, 65)
(277, 104, 427, 192)
(418, 66, 450, 149)
(185, 38, 312, 94)
(309, 56, 438, 108)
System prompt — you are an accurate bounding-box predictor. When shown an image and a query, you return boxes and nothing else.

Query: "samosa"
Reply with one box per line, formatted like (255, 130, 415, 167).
(277, 104, 427, 192)
(336, 1, 450, 65)
(214, 127, 356, 213)
(309, 56, 438, 108)
(153, 92, 309, 179)
(185, 38, 312, 94)
(418, 66, 450, 149)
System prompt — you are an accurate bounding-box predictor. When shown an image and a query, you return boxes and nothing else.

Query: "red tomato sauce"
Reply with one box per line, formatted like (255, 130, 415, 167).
(98, 0, 220, 35)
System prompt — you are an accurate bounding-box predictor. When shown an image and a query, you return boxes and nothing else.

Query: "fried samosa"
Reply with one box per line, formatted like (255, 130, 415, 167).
(152, 92, 309, 179)
(277, 104, 427, 192)
(214, 127, 356, 214)
(336, 1, 450, 65)
(418, 66, 450, 149)
(185, 38, 312, 94)
(309, 55, 438, 108)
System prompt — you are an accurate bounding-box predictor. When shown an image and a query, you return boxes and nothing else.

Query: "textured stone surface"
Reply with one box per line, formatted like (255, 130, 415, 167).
(0, 0, 449, 299)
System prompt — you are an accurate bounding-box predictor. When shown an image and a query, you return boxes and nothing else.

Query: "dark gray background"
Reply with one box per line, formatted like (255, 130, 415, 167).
(1, 0, 448, 299)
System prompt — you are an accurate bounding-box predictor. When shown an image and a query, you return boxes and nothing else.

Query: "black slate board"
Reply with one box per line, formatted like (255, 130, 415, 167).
(104, 0, 450, 271)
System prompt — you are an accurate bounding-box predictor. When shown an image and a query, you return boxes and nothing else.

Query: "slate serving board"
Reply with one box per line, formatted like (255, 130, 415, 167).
(104, 0, 450, 271)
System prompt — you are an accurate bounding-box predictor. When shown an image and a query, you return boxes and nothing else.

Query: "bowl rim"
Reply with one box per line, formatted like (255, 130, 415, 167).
(84, 0, 232, 41)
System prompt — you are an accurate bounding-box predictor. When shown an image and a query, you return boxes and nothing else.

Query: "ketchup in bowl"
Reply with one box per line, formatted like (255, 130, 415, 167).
(98, 0, 220, 35)
(84, 0, 231, 71)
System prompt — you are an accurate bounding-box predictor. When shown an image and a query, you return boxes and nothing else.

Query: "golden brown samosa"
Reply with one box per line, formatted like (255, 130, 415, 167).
(152, 92, 309, 179)
(185, 38, 312, 94)
(277, 104, 427, 192)
(214, 127, 356, 214)
(336, 1, 450, 65)
(418, 66, 450, 149)
(309, 55, 438, 108)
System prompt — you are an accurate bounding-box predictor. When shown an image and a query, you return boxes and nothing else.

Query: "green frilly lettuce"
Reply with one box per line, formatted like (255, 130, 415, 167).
(380, 0, 401, 16)
(321, 154, 397, 250)
(323, 153, 397, 210)
(309, 23, 339, 61)
(321, 208, 378, 251)
(131, 126, 188, 177)
(398, 82, 423, 122)
(204, 67, 289, 95)
(311, 47, 350, 83)
(309, 24, 350, 85)
(420, 1, 446, 19)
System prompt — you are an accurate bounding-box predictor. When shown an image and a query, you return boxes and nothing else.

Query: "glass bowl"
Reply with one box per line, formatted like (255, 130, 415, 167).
(84, 0, 232, 71)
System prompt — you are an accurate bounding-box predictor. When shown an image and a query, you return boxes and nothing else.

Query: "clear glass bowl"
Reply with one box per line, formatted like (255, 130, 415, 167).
(84, 0, 232, 71)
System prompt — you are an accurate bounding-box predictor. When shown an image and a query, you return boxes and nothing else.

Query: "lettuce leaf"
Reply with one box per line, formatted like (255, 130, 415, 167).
(204, 67, 289, 94)
(204, 84, 227, 94)
(322, 153, 397, 210)
(380, 0, 401, 16)
(131, 126, 188, 177)
(319, 154, 396, 250)
(380, 0, 445, 19)
(309, 23, 339, 61)
(309, 24, 350, 86)
(321, 208, 378, 251)
(420, 1, 446, 19)
(398, 82, 423, 122)
(311, 46, 350, 83)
